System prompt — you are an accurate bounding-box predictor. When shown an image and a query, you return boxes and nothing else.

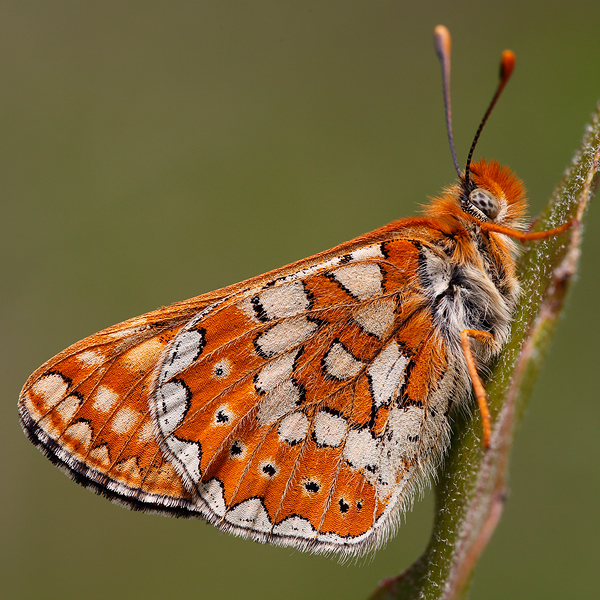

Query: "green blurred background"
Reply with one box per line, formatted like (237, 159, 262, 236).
(1, 2, 599, 599)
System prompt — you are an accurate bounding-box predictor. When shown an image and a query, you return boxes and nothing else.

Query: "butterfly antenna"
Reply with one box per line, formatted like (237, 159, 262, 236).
(464, 48, 516, 189)
(434, 25, 461, 178)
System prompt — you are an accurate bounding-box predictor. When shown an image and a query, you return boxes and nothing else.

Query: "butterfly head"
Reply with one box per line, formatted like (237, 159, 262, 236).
(459, 158, 527, 226)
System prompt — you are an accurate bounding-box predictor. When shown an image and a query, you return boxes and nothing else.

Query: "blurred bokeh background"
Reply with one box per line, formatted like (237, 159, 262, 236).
(1, 2, 599, 599)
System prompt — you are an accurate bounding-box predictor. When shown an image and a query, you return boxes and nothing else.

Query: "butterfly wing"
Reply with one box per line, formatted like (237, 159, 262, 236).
(19, 231, 461, 556)
(18, 298, 220, 512)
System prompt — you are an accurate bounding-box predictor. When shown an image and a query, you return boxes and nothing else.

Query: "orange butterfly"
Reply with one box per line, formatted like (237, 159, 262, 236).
(18, 26, 570, 558)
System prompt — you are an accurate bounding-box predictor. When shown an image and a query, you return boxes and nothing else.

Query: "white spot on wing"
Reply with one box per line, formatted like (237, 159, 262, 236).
(76, 350, 103, 366)
(160, 329, 204, 382)
(89, 444, 111, 465)
(278, 411, 309, 444)
(254, 351, 296, 392)
(350, 244, 384, 260)
(313, 411, 347, 447)
(273, 515, 315, 536)
(212, 359, 232, 379)
(256, 380, 301, 425)
(225, 498, 272, 532)
(107, 326, 144, 339)
(214, 404, 234, 426)
(31, 374, 69, 408)
(165, 435, 201, 482)
(198, 478, 226, 517)
(277, 256, 342, 285)
(256, 281, 310, 319)
(259, 460, 278, 478)
(353, 298, 396, 338)
(156, 380, 190, 436)
(255, 317, 317, 357)
(64, 420, 93, 449)
(56, 394, 82, 422)
(389, 406, 424, 451)
(92, 385, 119, 413)
(323, 342, 362, 380)
(368, 341, 409, 408)
(137, 421, 155, 442)
(343, 428, 378, 472)
(376, 406, 426, 496)
(111, 407, 140, 434)
(332, 263, 383, 299)
(239, 297, 258, 322)
(115, 457, 140, 478)
(229, 440, 246, 459)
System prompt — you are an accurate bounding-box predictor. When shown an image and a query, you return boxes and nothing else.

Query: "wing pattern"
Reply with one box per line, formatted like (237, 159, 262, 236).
(20, 237, 461, 556)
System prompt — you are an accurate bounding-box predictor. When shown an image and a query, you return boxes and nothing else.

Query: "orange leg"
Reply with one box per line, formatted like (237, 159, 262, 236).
(460, 328, 495, 449)
(480, 219, 573, 242)
(467, 218, 573, 447)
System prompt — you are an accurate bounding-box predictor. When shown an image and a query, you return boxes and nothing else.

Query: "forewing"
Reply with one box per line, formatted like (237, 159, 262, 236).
(18, 299, 218, 512)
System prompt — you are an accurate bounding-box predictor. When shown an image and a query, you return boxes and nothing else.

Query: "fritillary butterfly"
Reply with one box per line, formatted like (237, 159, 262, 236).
(18, 26, 570, 558)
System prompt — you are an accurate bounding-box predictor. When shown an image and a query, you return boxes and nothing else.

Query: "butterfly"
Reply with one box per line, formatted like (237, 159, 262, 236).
(18, 26, 570, 558)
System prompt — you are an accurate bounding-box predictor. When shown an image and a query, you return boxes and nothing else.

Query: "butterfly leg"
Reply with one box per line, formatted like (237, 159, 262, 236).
(460, 328, 496, 449)
(468, 220, 573, 449)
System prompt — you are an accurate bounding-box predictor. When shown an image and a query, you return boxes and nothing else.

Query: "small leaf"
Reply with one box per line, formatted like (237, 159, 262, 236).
(370, 102, 600, 600)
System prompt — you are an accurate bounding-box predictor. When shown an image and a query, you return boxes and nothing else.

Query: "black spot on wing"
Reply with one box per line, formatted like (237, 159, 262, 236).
(215, 410, 229, 423)
(304, 480, 320, 494)
(262, 463, 276, 477)
(230, 440, 243, 457)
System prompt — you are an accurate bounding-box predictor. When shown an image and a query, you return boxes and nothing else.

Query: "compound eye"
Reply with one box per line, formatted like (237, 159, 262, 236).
(468, 188, 500, 220)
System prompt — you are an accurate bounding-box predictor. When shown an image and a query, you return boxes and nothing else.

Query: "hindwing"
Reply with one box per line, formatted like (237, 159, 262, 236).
(19, 234, 460, 556)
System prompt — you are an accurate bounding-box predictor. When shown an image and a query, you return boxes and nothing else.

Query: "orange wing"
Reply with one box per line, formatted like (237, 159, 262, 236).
(19, 231, 461, 557)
